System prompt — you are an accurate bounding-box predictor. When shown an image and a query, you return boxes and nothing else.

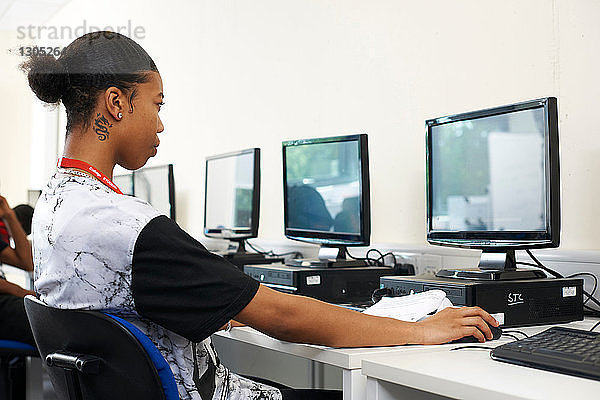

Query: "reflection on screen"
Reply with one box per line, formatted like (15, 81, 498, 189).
(113, 173, 134, 196)
(205, 152, 255, 231)
(134, 166, 171, 217)
(27, 190, 42, 207)
(431, 108, 547, 232)
(286, 140, 361, 234)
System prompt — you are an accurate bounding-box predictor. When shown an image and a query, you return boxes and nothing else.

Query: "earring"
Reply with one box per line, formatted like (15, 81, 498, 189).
(117, 112, 123, 119)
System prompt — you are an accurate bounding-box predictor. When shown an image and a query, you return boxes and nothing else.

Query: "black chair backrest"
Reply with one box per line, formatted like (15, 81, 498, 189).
(24, 296, 166, 400)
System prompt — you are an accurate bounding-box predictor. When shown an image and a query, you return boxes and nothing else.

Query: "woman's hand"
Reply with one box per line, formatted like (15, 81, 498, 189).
(0, 279, 35, 298)
(0, 195, 34, 271)
(0, 196, 14, 219)
(16, 288, 36, 298)
(415, 306, 499, 344)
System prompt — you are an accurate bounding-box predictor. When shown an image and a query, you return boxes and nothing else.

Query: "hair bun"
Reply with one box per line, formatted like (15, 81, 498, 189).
(22, 54, 68, 104)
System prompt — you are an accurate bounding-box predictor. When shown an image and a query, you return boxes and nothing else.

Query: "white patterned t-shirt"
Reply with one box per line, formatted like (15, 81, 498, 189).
(32, 170, 282, 400)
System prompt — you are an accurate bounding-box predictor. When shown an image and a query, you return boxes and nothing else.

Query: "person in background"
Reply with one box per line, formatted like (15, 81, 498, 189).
(12, 205, 34, 239)
(0, 196, 35, 345)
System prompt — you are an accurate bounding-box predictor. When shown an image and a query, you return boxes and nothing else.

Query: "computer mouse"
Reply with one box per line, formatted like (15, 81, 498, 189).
(448, 323, 503, 344)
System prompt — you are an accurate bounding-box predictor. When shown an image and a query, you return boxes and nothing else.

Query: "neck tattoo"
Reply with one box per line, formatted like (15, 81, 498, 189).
(93, 113, 113, 141)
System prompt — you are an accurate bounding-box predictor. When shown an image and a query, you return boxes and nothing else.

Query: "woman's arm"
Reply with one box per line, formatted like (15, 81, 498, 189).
(0, 196, 33, 272)
(235, 285, 498, 347)
(0, 278, 35, 298)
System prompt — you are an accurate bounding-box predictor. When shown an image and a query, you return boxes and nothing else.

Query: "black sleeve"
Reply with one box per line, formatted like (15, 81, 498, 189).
(132, 215, 260, 342)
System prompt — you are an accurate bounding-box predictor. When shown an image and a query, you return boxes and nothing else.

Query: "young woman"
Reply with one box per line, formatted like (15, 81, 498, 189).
(0, 196, 35, 345)
(23, 32, 498, 400)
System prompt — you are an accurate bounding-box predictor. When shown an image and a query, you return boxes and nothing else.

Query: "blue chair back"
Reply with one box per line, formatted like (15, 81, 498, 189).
(0, 340, 38, 400)
(24, 296, 178, 400)
(0, 340, 37, 356)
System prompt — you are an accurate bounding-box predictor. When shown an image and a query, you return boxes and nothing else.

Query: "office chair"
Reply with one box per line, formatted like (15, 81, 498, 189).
(0, 339, 38, 400)
(23, 296, 178, 400)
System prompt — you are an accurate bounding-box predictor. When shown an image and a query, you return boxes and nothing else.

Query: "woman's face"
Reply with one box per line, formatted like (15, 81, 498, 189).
(115, 71, 164, 170)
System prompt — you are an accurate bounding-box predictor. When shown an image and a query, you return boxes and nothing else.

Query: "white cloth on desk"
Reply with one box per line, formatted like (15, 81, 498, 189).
(363, 289, 453, 322)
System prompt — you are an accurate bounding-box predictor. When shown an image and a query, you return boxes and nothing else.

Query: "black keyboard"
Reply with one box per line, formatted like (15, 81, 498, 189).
(491, 327, 600, 381)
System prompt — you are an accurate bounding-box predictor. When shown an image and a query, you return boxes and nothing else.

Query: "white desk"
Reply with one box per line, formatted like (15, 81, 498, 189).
(361, 318, 600, 400)
(213, 327, 444, 400)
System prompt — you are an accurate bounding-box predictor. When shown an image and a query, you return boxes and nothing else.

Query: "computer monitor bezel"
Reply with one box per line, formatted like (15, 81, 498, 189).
(27, 189, 42, 207)
(426, 97, 560, 251)
(203, 148, 261, 240)
(134, 164, 176, 220)
(115, 164, 176, 219)
(112, 172, 134, 196)
(282, 134, 371, 247)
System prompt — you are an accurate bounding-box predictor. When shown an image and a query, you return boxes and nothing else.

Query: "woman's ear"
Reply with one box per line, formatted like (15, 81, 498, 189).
(104, 86, 125, 121)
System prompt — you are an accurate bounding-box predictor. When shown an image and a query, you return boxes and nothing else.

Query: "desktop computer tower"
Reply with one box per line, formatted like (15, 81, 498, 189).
(244, 264, 395, 304)
(222, 252, 284, 269)
(380, 276, 584, 328)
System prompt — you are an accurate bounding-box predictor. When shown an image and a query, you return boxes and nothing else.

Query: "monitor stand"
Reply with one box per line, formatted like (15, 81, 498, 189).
(286, 245, 369, 268)
(222, 240, 283, 267)
(435, 249, 547, 281)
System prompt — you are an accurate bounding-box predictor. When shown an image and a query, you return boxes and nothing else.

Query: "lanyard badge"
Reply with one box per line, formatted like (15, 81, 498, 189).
(58, 157, 123, 195)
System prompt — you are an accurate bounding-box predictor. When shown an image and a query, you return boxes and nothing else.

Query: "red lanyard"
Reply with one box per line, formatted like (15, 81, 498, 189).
(57, 157, 123, 195)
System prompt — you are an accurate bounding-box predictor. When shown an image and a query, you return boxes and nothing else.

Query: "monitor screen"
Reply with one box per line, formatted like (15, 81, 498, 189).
(133, 164, 175, 220)
(283, 134, 370, 246)
(113, 173, 134, 196)
(427, 97, 559, 249)
(204, 148, 260, 239)
(27, 189, 41, 207)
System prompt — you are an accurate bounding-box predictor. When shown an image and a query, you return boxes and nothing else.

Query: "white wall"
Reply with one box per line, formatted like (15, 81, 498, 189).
(0, 31, 33, 206)
(5, 0, 600, 250)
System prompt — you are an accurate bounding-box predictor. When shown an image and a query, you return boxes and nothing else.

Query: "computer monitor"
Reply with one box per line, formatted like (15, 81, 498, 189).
(132, 164, 176, 220)
(204, 148, 260, 242)
(203, 148, 280, 266)
(113, 172, 134, 196)
(27, 190, 41, 208)
(426, 97, 560, 280)
(283, 134, 371, 267)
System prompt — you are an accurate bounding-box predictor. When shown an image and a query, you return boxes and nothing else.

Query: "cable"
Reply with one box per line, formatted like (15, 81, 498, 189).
(450, 345, 494, 351)
(344, 248, 366, 262)
(345, 248, 391, 267)
(584, 305, 600, 317)
(516, 261, 540, 268)
(590, 320, 600, 332)
(501, 333, 522, 341)
(374, 251, 398, 267)
(371, 287, 393, 304)
(583, 285, 597, 306)
(567, 272, 598, 306)
(525, 250, 563, 278)
(366, 249, 388, 266)
(343, 248, 375, 265)
(244, 242, 406, 268)
(244, 241, 302, 259)
(503, 330, 529, 339)
(244, 241, 269, 255)
(526, 250, 600, 310)
(585, 295, 600, 310)
(365, 248, 385, 262)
